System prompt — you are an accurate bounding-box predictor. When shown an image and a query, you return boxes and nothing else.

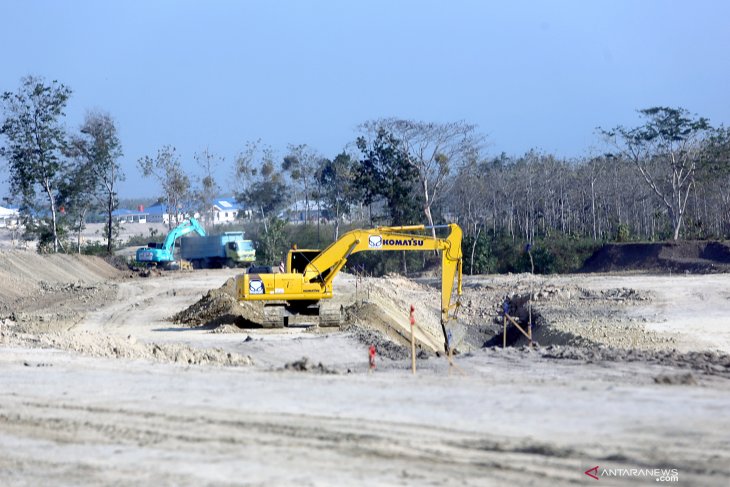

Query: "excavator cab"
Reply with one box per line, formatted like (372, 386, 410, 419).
(288, 249, 322, 274)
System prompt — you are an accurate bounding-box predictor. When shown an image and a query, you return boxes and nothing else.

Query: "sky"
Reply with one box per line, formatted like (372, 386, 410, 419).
(1, 0, 729, 199)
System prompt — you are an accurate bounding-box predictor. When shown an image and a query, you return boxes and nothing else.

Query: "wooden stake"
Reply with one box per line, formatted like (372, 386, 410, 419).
(503, 313, 507, 349)
(505, 313, 531, 340)
(410, 305, 416, 375)
(448, 345, 453, 375)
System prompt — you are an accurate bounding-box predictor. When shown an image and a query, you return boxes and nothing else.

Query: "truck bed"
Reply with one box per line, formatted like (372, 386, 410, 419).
(180, 235, 227, 259)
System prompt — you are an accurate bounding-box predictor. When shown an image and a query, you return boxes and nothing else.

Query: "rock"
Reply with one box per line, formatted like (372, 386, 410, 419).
(654, 373, 697, 385)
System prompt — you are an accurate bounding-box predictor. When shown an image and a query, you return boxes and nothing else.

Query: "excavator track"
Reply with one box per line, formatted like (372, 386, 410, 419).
(263, 304, 286, 328)
(318, 303, 343, 327)
(261, 302, 342, 328)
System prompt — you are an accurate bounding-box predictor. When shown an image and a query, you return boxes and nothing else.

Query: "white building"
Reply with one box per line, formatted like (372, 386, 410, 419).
(0, 206, 20, 228)
(112, 208, 148, 224)
(210, 197, 245, 223)
(280, 200, 329, 224)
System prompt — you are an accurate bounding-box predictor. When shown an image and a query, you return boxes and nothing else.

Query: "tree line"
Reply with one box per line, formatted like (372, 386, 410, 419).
(2, 76, 730, 273)
(0, 76, 123, 253)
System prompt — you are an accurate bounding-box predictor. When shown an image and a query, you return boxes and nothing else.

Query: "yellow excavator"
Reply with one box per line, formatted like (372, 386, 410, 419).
(236, 224, 463, 351)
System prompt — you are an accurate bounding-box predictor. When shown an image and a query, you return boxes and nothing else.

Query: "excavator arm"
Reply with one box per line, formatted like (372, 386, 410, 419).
(302, 224, 462, 331)
(237, 224, 463, 350)
(136, 217, 207, 265)
(162, 217, 207, 254)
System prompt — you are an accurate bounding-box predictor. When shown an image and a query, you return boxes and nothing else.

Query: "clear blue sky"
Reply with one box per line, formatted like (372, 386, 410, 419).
(1, 0, 729, 198)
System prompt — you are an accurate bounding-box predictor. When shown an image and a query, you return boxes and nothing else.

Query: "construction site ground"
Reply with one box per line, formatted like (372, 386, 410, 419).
(1, 249, 729, 485)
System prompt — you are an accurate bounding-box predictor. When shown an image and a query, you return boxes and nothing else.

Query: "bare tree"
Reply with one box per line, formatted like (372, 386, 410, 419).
(193, 148, 222, 224)
(138, 146, 191, 229)
(233, 139, 267, 195)
(602, 107, 712, 240)
(282, 144, 319, 224)
(362, 119, 482, 238)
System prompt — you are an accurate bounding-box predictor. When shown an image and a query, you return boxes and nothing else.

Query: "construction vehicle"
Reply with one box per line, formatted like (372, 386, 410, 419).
(181, 232, 256, 268)
(236, 224, 462, 350)
(135, 218, 206, 268)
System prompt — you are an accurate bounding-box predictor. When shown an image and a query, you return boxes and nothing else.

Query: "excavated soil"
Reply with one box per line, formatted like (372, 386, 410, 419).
(172, 277, 263, 328)
(162, 268, 730, 378)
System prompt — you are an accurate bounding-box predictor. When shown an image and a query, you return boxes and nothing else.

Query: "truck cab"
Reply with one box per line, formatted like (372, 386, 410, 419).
(225, 235, 256, 264)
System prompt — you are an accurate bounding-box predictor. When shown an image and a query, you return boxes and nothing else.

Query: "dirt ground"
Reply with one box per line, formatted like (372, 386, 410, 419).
(1, 250, 730, 485)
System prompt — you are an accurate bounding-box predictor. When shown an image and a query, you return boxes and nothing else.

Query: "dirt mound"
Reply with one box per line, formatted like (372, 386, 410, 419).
(581, 241, 730, 273)
(342, 320, 410, 360)
(283, 356, 338, 374)
(538, 344, 730, 378)
(0, 250, 121, 303)
(1, 329, 253, 366)
(345, 276, 447, 353)
(654, 372, 698, 385)
(172, 278, 262, 328)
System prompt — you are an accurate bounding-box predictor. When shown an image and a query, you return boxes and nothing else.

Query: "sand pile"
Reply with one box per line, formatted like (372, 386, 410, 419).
(172, 278, 263, 328)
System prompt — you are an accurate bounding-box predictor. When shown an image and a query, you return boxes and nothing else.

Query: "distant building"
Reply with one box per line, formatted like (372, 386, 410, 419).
(133, 197, 245, 226)
(280, 200, 329, 224)
(210, 197, 247, 223)
(145, 202, 170, 224)
(145, 202, 198, 225)
(112, 208, 148, 224)
(0, 206, 20, 228)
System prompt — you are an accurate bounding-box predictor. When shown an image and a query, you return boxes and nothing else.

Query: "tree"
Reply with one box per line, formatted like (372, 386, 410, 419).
(318, 151, 356, 239)
(193, 148, 222, 224)
(282, 144, 319, 224)
(234, 142, 289, 218)
(354, 128, 422, 226)
(58, 160, 95, 253)
(0, 76, 72, 252)
(233, 139, 265, 195)
(258, 216, 287, 264)
(602, 107, 712, 240)
(138, 146, 191, 229)
(67, 111, 124, 254)
(362, 119, 482, 236)
(576, 156, 609, 241)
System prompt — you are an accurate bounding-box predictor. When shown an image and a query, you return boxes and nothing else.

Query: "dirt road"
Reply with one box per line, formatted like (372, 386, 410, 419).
(2, 346, 728, 486)
(1, 253, 730, 485)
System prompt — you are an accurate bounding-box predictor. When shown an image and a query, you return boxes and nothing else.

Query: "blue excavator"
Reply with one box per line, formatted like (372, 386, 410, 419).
(135, 217, 206, 269)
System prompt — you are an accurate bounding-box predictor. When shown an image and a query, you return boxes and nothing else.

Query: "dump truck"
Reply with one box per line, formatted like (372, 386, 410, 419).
(181, 232, 255, 268)
(236, 224, 462, 351)
(136, 218, 206, 269)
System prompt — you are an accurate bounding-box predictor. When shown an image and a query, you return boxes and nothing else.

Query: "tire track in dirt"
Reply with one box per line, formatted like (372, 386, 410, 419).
(0, 398, 590, 486)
